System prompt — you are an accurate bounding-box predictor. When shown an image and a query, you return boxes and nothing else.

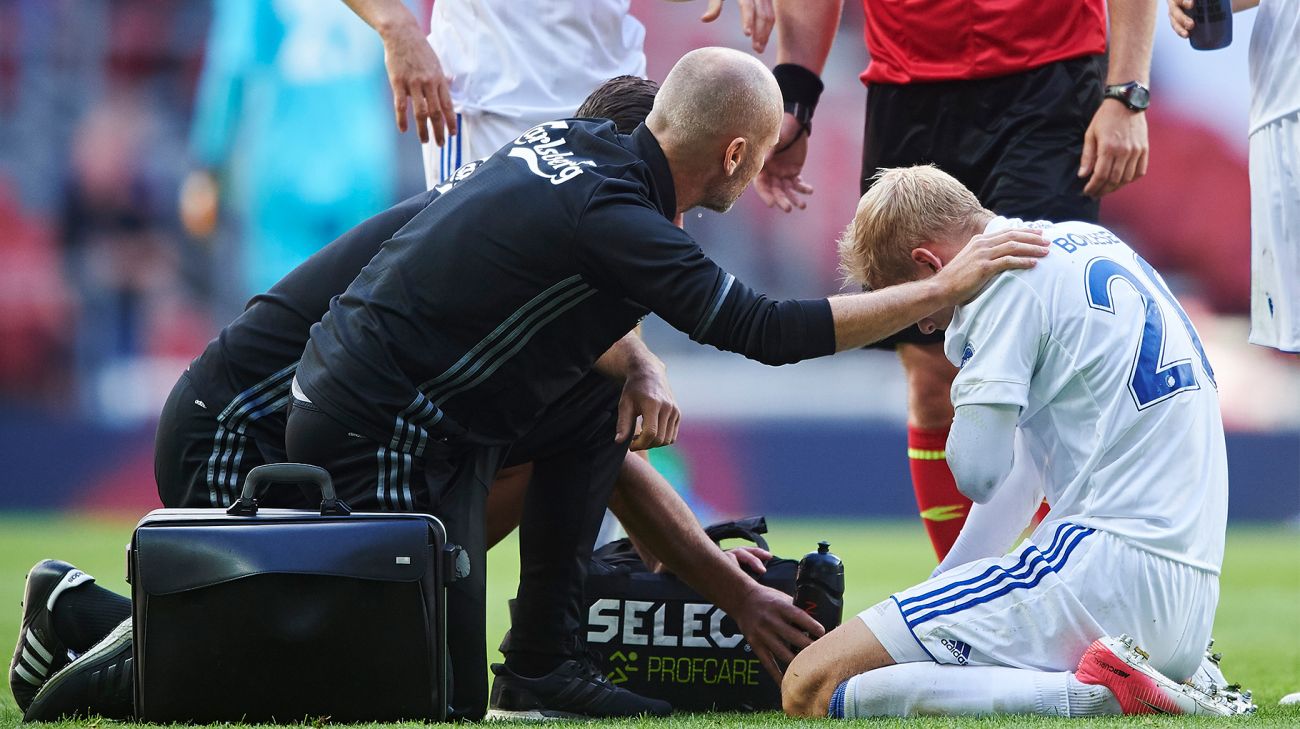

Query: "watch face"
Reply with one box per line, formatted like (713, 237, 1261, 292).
(1129, 85, 1150, 110)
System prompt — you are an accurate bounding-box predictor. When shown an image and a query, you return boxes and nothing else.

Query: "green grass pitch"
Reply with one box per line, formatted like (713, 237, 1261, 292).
(0, 515, 1296, 727)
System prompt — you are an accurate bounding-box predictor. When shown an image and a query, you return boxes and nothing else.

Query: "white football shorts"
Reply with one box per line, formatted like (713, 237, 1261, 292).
(1248, 110, 1300, 352)
(422, 110, 545, 189)
(859, 521, 1218, 681)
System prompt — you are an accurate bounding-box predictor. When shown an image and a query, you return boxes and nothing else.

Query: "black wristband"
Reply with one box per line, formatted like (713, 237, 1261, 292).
(773, 63, 824, 135)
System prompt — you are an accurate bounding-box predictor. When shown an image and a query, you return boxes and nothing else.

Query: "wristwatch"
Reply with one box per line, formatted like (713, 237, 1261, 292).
(1104, 82, 1150, 112)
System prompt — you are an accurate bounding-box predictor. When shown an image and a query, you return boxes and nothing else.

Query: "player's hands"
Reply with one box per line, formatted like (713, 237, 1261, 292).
(936, 229, 1048, 302)
(1167, 0, 1196, 37)
(728, 584, 825, 681)
(379, 20, 456, 145)
(615, 357, 681, 451)
(726, 545, 772, 574)
(698, 0, 776, 53)
(1079, 99, 1149, 198)
(755, 113, 815, 212)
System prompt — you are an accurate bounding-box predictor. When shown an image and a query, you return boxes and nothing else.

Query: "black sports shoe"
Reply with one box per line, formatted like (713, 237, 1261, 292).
(486, 657, 672, 720)
(23, 617, 134, 722)
(9, 560, 94, 711)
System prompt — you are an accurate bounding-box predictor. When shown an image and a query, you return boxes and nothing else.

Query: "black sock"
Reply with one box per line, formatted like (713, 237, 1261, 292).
(51, 582, 132, 653)
(504, 650, 567, 679)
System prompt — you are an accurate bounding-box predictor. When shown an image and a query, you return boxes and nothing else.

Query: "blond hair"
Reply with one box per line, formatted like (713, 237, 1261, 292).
(838, 165, 991, 290)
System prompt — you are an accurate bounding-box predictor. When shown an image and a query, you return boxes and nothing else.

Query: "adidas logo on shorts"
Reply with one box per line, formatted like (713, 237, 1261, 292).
(940, 638, 971, 665)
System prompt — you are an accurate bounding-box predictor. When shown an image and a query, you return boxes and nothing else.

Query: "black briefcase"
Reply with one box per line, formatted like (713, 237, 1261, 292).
(582, 517, 802, 712)
(129, 464, 462, 723)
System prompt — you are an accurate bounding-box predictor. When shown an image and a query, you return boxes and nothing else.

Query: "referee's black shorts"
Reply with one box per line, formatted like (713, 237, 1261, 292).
(861, 54, 1104, 349)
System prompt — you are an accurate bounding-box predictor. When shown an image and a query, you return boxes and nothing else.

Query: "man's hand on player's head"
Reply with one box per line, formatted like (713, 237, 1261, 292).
(699, 0, 776, 53)
(755, 112, 815, 212)
(729, 583, 825, 681)
(380, 20, 456, 145)
(936, 229, 1048, 303)
(1079, 99, 1149, 198)
(616, 357, 681, 451)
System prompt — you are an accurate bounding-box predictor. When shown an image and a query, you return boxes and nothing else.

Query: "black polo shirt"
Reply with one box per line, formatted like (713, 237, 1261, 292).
(297, 120, 837, 453)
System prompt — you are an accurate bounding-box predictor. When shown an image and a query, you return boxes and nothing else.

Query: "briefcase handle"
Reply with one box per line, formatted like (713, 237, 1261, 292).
(226, 463, 353, 517)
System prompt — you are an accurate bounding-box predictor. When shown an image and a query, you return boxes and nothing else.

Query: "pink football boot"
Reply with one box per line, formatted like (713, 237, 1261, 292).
(1076, 634, 1254, 716)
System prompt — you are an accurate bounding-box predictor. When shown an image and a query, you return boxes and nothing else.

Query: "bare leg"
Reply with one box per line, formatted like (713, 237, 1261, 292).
(782, 618, 894, 717)
(898, 343, 957, 430)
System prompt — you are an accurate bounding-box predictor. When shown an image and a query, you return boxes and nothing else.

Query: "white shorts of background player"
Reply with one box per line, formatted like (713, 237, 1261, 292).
(1248, 109, 1300, 352)
(422, 110, 546, 189)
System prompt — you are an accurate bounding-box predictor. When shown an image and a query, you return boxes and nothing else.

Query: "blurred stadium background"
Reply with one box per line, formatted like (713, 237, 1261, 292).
(0, 0, 1295, 527)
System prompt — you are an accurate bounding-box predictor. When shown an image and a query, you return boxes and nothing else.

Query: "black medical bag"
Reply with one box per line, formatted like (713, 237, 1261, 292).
(583, 516, 823, 712)
(128, 464, 462, 723)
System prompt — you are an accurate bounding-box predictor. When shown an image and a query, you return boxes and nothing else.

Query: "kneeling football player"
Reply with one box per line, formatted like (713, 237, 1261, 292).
(781, 166, 1252, 718)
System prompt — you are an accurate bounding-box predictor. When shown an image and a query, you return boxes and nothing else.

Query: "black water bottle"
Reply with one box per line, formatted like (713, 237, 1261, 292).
(1189, 0, 1233, 50)
(794, 541, 844, 633)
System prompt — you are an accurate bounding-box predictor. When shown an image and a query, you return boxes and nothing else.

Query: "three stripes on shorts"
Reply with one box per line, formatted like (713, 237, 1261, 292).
(896, 522, 1096, 628)
(205, 363, 298, 507)
(377, 275, 598, 510)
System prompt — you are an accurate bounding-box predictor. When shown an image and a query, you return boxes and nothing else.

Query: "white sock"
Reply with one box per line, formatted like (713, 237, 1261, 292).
(1066, 672, 1123, 717)
(837, 663, 1120, 718)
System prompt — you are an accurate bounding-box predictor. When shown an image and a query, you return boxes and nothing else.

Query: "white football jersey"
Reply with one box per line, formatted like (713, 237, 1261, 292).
(1249, 0, 1300, 134)
(945, 218, 1228, 573)
(428, 0, 647, 123)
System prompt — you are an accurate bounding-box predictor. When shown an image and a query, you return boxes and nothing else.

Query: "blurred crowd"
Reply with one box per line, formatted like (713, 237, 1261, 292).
(0, 0, 1288, 426)
(0, 0, 413, 422)
(1, 0, 210, 419)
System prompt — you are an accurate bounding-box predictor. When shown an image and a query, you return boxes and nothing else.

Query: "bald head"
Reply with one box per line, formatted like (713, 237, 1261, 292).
(647, 48, 783, 213)
(648, 47, 783, 150)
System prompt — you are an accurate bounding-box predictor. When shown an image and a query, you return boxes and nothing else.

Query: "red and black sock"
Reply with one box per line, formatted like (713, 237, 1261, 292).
(907, 425, 971, 562)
